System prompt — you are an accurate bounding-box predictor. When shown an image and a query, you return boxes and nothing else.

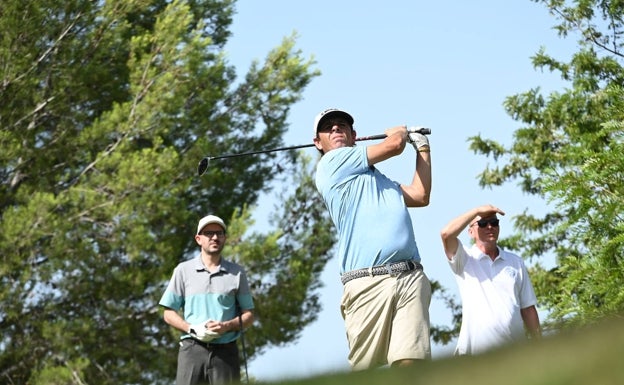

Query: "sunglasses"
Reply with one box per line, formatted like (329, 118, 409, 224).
(472, 218, 500, 228)
(199, 230, 226, 238)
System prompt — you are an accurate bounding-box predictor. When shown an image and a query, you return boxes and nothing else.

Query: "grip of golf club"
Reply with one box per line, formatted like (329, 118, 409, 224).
(408, 127, 431, 135)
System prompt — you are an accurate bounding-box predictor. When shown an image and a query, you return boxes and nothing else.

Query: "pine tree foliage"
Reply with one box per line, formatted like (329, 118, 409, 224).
(0, 1, 334, 383)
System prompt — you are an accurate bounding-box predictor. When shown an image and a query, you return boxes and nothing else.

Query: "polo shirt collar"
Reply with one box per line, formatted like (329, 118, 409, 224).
(192, 255, 232, 273)
(470, 245, 505, 261)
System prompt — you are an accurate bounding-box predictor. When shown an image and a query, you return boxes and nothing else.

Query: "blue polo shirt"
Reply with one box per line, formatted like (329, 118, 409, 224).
(315, 146, 421, 274)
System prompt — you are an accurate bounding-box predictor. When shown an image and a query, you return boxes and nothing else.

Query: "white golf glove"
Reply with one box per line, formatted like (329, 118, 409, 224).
(189, 320, 220, 343)
(408, 131, 430, 151)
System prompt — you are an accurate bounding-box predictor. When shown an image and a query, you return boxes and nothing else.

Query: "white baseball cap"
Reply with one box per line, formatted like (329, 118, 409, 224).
(313, 108, 354, 135)
(196, 215, 226, 234)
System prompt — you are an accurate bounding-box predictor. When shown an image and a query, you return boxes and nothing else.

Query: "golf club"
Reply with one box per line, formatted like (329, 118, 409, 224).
(197, 126, 431, 176)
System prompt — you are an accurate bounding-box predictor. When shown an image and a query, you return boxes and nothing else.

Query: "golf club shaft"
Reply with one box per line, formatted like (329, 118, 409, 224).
(204, 127, 430, 162)
(197, 127, 431, 176)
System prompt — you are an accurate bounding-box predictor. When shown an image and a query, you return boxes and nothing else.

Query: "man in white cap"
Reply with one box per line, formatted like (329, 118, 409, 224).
(313, 108, 432, 370)
(159, 215, 255, 385)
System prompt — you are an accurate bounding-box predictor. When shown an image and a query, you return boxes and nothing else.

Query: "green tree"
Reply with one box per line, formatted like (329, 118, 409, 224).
(0, 0, 334, 383)
(468, 0, 624, 329)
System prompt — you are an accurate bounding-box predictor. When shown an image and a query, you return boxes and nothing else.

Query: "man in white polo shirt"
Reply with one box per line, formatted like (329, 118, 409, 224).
(440, 204, 541, 355)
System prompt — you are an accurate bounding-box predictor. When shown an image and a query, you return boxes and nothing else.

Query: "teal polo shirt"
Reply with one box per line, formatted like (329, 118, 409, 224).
(159, 256, 254, 343)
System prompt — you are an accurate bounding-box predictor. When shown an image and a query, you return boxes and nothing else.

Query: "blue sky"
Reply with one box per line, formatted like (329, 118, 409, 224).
(223, 0, 577, 381)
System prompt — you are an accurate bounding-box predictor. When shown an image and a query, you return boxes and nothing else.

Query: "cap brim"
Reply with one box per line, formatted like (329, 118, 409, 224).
(315, 110, 354, 132)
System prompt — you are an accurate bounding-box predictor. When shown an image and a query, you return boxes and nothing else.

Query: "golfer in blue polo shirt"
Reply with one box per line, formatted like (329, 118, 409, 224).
(313, 108, 432, 370)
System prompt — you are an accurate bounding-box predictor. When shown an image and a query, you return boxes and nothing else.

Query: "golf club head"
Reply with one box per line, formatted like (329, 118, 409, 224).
(197, 157, 209, 176)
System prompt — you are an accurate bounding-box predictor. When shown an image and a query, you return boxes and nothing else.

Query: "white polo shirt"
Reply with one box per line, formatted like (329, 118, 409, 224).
(450, 240, 537, 355)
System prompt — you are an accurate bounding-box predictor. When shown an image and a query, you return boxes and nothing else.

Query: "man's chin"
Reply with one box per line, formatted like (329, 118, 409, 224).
(331, 140, 349, 149)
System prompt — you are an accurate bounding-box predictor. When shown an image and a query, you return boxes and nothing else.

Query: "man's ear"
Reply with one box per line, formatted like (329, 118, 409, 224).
(351, 129, 357, 145)
(313, 136, 323, 150)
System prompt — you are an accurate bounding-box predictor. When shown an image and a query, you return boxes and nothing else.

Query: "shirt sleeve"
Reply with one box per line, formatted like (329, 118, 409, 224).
(448, 239, 468, 274)
(158, 265, 185, 310)
(236, 269, 255, 310)
(518, 260, 538, 309)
